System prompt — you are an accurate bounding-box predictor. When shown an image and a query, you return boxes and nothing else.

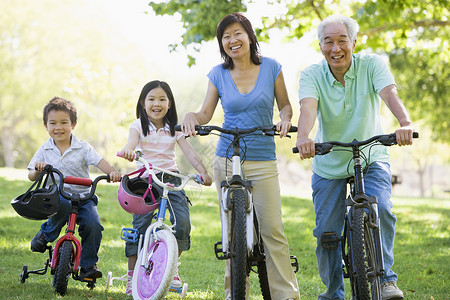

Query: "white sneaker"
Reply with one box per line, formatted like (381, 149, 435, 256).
(170, 263, 182, 288)
(381, 281, 404, 300)
(125, 270, 133, 296)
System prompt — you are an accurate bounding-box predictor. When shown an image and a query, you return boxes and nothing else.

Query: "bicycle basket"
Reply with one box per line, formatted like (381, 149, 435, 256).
(118, 168, 162, 215)
(11, 168, 60, 220)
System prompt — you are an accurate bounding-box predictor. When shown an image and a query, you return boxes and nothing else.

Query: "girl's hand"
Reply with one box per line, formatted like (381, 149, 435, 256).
(181, 112, 199, 137)
(275, 120, 292, 138)
(200, 172, 212, 186)
(120, 149, 135, 162)
(108, 171, 122, 183)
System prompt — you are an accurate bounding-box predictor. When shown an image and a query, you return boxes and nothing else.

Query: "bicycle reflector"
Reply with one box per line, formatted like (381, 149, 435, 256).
(118, 175, 162, 215)
(11, 169, 60, 220)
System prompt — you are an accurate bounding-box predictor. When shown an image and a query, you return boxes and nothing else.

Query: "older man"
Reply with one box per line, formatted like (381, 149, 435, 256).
(296, 14, 414, 300)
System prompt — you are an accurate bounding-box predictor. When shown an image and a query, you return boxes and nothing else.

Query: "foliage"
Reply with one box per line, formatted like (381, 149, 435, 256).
(0, 171, 448, 299)
(147, 0, 450, 143)
(0, 0, 159, 168)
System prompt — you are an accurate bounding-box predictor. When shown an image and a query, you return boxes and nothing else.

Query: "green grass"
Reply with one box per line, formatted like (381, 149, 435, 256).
(0, 172, 448, 299)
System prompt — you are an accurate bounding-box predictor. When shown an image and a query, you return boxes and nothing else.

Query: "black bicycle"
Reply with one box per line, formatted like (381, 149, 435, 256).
(176, 124, 299, 299)
(294, 132, 418, 299)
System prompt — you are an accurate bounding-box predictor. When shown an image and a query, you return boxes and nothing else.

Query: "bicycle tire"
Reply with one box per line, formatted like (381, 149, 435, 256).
(352, 208, 371, 299)
(230, 188, 248, 299)
(253, 217, 271, 299)
(344, 219, 358, 298)
(257, 256, 271, 299)
(364, 216, 382, 299)
(132, 229, 178, 300)
(53, 240, 73, 296)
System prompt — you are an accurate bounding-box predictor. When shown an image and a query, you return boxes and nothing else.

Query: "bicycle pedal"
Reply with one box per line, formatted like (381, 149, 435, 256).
(214, 241, 226, 260)
(290, 255, 299, 273)
(121, 228, 139, 243)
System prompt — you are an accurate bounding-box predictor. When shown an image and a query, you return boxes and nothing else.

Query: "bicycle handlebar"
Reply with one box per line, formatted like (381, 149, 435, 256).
(292, 132, 419, 155)
(116, 151, 203, 191)
(42, 165, 110, 201)
(174, 124, 298, 137)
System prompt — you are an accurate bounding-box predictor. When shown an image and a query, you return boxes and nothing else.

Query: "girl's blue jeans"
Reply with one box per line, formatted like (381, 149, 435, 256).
(125, 175, 191, 257)
(40, 194, 103, 269)
(311, 161, 398, 299)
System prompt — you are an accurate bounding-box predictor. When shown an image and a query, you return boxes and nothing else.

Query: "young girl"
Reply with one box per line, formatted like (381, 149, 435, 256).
(120, 80, 212, 295)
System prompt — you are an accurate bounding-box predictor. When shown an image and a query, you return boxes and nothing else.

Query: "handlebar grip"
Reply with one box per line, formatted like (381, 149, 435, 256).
(413, 132, 419, 138)
(174, 125, 182, 131)
(292, 147, 299, 154)
(289, 126, 298, 132)
(64, 176, 92, 186)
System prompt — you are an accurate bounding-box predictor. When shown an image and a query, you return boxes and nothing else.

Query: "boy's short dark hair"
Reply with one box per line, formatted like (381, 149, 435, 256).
(43, 97, 77, 124)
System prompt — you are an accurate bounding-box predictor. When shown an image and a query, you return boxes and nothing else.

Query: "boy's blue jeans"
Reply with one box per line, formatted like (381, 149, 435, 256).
(40, 194, 103, 269)
(311, 161, 398, 299)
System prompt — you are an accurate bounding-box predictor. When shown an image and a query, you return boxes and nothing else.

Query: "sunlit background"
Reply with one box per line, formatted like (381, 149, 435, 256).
(1, 0, 448, 199)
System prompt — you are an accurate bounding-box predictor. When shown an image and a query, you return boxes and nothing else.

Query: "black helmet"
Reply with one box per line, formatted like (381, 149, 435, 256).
(11, 168, 60, 220)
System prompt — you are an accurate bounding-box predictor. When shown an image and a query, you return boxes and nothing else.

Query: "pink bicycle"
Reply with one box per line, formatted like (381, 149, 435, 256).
(115, 151, 203, 299)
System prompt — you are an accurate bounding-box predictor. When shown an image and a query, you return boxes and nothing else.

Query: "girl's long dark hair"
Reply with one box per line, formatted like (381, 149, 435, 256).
(216, 12, 261, 69)
(136, 80, 178, 136)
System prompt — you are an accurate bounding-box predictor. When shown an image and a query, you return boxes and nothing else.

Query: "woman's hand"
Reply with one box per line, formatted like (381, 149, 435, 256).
(275, 120, 292, 138)
(181, 112, 199, 137)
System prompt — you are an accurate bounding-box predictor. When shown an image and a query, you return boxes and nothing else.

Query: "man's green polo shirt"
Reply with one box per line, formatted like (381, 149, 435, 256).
(299, 53, 395, 179)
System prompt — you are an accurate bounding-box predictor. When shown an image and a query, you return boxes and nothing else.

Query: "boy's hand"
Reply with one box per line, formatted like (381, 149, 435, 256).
(34, 161, 47, 171)
(108, 171, 122, 183)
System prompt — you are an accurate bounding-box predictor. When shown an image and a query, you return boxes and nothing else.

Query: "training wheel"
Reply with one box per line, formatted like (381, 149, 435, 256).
(20, 266, 28, 283)
(180, 283, 188, 297)
(106, 271, 112, 290)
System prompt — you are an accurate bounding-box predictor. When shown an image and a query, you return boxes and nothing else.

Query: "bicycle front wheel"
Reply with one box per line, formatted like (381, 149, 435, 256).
(53, 240, 73, 296)
(230, 188, 248, 299)
(352, 208, 381, 299)
(132, 229, 178, 300)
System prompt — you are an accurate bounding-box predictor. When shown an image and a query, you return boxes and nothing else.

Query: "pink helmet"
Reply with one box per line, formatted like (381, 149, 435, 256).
(118, 175, 162, 215)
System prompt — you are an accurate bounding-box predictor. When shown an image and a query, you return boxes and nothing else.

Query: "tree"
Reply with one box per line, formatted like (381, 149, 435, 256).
(147, 0, 450, 143)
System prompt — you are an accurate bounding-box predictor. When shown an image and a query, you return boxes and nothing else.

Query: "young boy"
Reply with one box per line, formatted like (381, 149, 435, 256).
(28, 97, 121, 279)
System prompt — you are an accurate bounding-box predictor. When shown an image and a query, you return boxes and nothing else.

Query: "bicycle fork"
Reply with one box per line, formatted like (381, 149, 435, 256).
(215, 155, 253, 260)
(347, 194, 385, 278)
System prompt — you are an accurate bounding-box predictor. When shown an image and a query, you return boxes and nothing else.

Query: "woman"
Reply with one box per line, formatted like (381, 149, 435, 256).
(182, 12, 299, 300)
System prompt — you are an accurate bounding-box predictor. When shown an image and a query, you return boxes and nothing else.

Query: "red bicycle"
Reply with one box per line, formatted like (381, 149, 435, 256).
(12, 165, 111, 295)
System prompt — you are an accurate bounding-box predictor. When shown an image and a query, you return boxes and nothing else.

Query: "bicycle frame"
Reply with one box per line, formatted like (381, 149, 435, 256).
(219, 131, 254, 255)
(134, 152, 202, 263)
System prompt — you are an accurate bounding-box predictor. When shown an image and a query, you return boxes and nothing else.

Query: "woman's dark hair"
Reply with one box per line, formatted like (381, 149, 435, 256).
(216, 12, 261, 69)
(136, 80, 178, 136)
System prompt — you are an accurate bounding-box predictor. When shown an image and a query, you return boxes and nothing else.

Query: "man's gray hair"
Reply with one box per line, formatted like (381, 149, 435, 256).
(317, 15, 359, 45)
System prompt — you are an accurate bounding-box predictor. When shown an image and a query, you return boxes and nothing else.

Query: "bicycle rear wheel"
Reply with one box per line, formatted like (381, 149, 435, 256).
(53, 240, 73, 296)
(230, 188, 248, 299)
(132, 229, 178, 300)
(253, 216, 271, 299)
(352, 207, 373, 299)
